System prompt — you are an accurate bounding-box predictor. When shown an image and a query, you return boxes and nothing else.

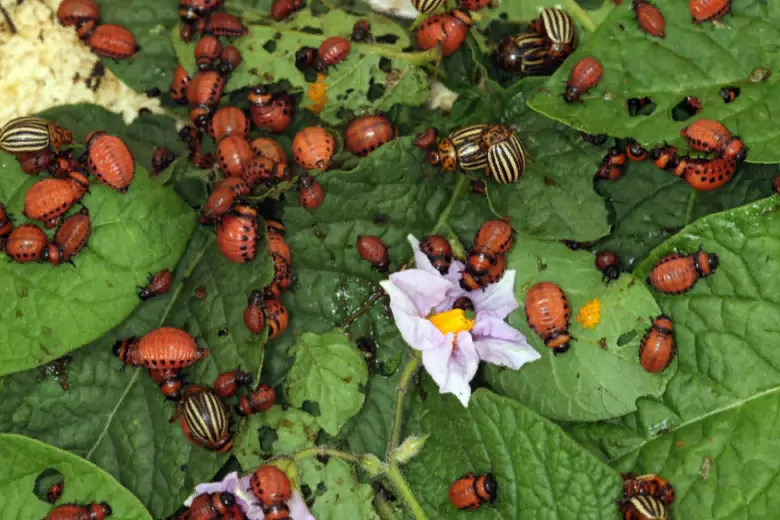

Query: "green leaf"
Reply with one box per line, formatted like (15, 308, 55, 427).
(0, 228, 273, 517)
(311, 459, 379, 520)
(96, 0, 180, 94)
(570, 198, 780, 518)
(492, 79, 610, 242)
(594, 159, 778, 270)
(343, 371, 401, 459)
(528, 0, 780, 163)
(403, 387, 622, 518)
(0, 434, 151, 520)
(485, 236, 669, 421)
(0, 158, 194, 376)
(234, 405, 320, 471)
(173, 9, 431, 125)
(286, 331, 369, 436)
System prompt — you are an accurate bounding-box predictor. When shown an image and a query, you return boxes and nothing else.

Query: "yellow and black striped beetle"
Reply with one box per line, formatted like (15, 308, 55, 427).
(0, 116, 73, 154)
(411, 0, 444, 14)
(172, 385, 233, 452)
(531, 7, 577, 61)
(427, 124, 527, 184)
(620, 495, 669, 520)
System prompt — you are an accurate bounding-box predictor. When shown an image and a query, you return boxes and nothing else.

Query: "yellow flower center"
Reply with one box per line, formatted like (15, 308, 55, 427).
(428, 309, 475, 336)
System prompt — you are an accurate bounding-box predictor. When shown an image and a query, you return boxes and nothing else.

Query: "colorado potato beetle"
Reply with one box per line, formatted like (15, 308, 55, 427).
(44, 503, 112, 520)
(195, 35, 222, 71)
(217, 205, 258, 263)
(298, 173, 325, 210)
(689, 0, 730, 23)
(243, 156, 290, 188)
(357, 235, 389, 272)
(87, 24, 140, 59)
(416, 9, 471, 57)
(265, 298, 289, 340)
(429, 124, 488, 172)
(23, 172, 89, 222)
(352, 19, 372, 42)
(680, 119, 747, 162)
(151, 147, 176, 175)
(595, 250, 620, 283)
(126, 327, 208, 369)
(84, 131, 135, 191)
(236, 383, 276, 416)
(0, 116, 70, 154)
(639, 316, 675, 373)
(633, 1, 665, 38)
(474, 218, 513, 255)
(682, 157, 737, 191)
(185, 492, 236, 519)
(250, 465, 292, 507)
(0, 203, 12, 238)
(138, 268, 173, 300)
(195, 12, 248, 37)
(620, 495, 669, 520)
(622, 472, 675, 505)
(200, 187, 236, 224)
(57, 0, 101, 26)
(647, 249, 718, 294)
(271, 0, 305, 20)
(243, 290, 266, 334)
(188, 70, 226, 112)
(345, 114, 396, 157)
(564, 57, 602, 103)
(482, 124, 527, 184)
(208, 107, 249, 141)
(170, 65, 191, 104)
(449, 472, 497, 511)
(46, 481, 64, 503)
(214, 369, 252, 398)
(175, 385, 232, 452)
(525, 281, 572, 354)
(179, 0, 223, 21)
(263, 505, 291, 520)
(248, 88, 295, 134)
(250, 137, 287, 164)
(420, 234, 452, 274)
(314, 36, 351, 73)
(217, 45, 242, 75)
(595, 147, 627, 180)
(147, 368, 184, 400)
(17, 149, 57, 175)
(5, 223, 47, 263)
(531, 7, 577, 61)
(216, 135, 253, 177)
(492, 32, 550, 76)
(412, 0, 444, 14)
(292, 127, 334, 170)
(48, 206, 90, 263)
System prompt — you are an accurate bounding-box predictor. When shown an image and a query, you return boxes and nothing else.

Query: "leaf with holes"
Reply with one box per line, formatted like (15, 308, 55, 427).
(286, 331, 369, 436)
(343, 370, 401, 459)
(564, 197, 780, 519)
(403, 387, 622, 518)
(172, 9, 431, 125)
(528, 1, 780, 163)
(93, 0, 180, 94)
(484, 236, 669, 421)
(593, 158, 778, 270)
(0, 228, 273, 517)
(0, 434, 151, 520)
(0, 156, 194, 376)
(310, 459, 379, 520)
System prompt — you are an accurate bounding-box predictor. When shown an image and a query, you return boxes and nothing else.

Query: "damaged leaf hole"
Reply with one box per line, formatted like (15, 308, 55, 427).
(375, 34, 399, 44)
(672, 96, 702, 121)
(626, 96, 655, 117)
(34, 468, 65, 504)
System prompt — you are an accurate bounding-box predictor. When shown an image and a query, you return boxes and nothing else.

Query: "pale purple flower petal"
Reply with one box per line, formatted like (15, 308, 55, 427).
(390, 269, 452, 316)
(380, 281, 449, 352)
(469, 270, 519, 319)
(236, 474, 266, 519)
(421, 336, 456, 388)
(289, 491, 316, 520)
(437, 331, 479, 407)
(473, 313, 541, 369)
(185, 472, 256, 516)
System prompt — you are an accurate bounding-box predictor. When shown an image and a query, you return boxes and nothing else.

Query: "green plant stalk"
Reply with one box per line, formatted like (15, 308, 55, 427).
(385, 464, 430, 520)
(431, 175, 469, 235)
(374, 490, 401, 520)
(292, 447, 363, 465)
(386, 351, 423, 462)
(563, 0, 597, 32)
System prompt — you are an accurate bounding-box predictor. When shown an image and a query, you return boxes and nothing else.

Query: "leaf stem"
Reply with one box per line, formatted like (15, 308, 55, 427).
(684, 190, 697, 225)
(386, 351, 422, 463)
(385, 464, 430, 520)
(563, 0, 597, 32)
(292, 446, 362, 465)
(374, 491, 401, 520)
(431, 175, 469, 235)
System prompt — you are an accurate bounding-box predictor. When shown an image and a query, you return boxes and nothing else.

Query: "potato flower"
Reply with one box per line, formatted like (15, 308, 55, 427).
(380, 235, 541, 406)
(185, 471, 315, 520)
